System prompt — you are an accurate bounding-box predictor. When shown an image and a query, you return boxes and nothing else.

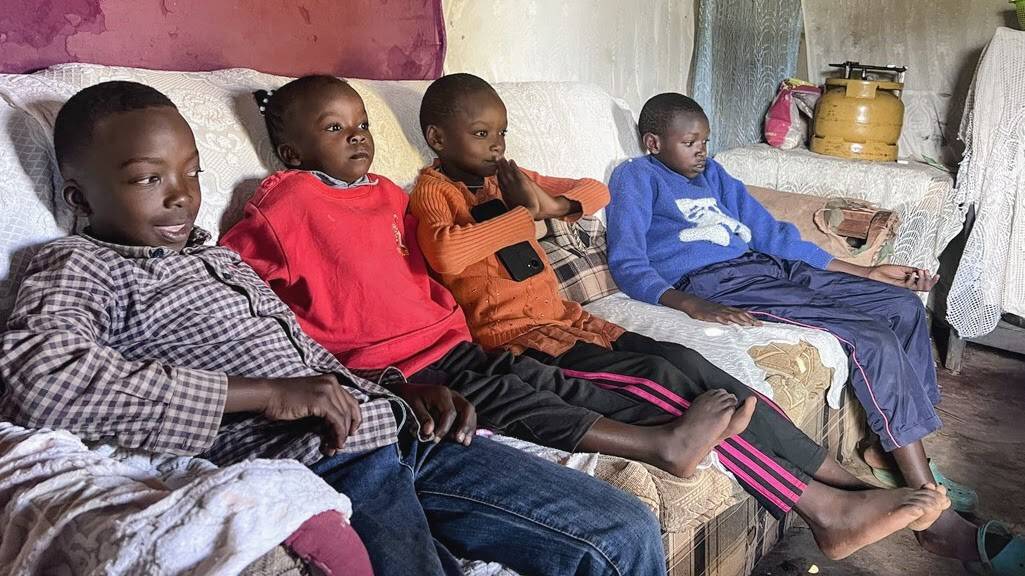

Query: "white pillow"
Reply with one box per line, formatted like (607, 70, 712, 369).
(0, 75, 74, 325)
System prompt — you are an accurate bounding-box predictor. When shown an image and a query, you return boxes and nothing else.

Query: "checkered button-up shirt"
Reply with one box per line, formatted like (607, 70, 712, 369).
(0, 229, 406, 466)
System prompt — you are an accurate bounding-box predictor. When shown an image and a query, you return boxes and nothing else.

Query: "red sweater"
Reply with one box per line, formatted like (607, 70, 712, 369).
(220, 170, 471, 375)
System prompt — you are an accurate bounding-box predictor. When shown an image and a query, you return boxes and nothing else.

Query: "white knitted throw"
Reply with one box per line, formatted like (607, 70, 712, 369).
(947, 27, 1025, 337)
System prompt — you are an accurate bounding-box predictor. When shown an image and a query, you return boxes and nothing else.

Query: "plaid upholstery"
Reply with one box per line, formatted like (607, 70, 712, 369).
(539, 216, 619, 305)
(0, 229, 406, 467)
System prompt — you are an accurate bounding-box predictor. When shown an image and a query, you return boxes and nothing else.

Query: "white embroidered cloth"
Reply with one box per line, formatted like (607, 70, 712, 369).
(0, 423, 351, 576)
(947, 27, 1025, 337)
(585, 292, 851, 408)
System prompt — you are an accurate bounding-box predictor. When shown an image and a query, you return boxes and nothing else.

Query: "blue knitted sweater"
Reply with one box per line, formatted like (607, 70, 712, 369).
(606, 155, 833, 304)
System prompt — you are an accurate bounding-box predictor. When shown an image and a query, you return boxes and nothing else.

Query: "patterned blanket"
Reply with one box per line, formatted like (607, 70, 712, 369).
(0, 423, 350, 576)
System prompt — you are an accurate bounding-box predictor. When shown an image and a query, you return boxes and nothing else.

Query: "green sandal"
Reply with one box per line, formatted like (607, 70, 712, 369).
(869, 459, 978, 512)
(964, 521, 1025, 576)
(869, 463, 900, 487)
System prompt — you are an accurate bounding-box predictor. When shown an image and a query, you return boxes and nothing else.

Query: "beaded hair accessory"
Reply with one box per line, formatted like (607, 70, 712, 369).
(253, 89, 275, 115)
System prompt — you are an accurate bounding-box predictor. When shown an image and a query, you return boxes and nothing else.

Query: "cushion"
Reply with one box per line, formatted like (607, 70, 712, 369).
(593, 455, 735, 533)
(0, 75, 72, 326)
(747, 186, 899, 267)
(239, 547, 307, 576)
(539, 216, 619, 305)
(283, 511, 373, 576)
(747, 340, 833, 425)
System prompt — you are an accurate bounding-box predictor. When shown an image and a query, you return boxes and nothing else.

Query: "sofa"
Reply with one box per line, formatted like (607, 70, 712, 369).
(0, 64, 954, 575)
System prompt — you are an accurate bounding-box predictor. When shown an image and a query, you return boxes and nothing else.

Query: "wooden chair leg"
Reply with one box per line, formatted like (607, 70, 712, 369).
(945, 326, 966, 374)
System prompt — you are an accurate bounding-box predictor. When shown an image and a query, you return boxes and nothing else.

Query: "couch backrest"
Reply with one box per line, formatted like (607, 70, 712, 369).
(0, 64, 642, 323)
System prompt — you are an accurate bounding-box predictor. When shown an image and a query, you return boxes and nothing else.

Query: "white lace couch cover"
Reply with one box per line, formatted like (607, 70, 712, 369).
(585, 293, 849, 408)
(715, 144, 963, 274)
(0, 64, 639, 323)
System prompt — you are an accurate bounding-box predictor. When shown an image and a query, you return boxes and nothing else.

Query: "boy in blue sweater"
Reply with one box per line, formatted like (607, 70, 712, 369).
(606, 93, 1019, 567)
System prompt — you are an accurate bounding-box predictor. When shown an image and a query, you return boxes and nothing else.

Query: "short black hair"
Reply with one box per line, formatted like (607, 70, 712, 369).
(638, 93, 707, 137)
(419, 73, 498, 137)
(255, 75, 350, 158)
(53, 81, 176, 171)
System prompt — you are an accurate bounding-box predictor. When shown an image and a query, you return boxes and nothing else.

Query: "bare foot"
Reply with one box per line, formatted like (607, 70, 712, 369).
(652, 389, 738, 478)
(908, 483, 950, 532)
(802, 483, 948, 560)
(721, 395, 756, 440)
(913, 506, 982, 561)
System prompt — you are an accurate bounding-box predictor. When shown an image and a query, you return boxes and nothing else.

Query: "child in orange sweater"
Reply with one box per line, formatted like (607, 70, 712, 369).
(410, 73, 950, 559)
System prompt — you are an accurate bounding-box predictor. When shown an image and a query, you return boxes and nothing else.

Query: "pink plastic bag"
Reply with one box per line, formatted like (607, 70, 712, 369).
(764, 79, 821, 149)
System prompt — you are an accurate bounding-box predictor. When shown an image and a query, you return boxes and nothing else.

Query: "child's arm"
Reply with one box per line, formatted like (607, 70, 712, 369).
(606, 165, 759, 325)
(657, 289, 762, 326)
(410, 178, 537, 275)
(0, 245, 227, 455)
(826, 259, 939, 292)
(717, 164, 834, 269)
(0, 244, 364, 456)
(223, 373, 363, 455)
(717, 165, 939, 292)
(605, 164, 677, 305)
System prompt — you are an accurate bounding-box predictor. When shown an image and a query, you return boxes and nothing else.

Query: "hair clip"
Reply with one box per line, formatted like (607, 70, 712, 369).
(253, 89, 275, 115)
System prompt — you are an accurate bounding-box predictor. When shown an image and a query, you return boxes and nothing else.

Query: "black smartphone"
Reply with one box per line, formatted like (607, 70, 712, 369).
(470, 199, 545, 282)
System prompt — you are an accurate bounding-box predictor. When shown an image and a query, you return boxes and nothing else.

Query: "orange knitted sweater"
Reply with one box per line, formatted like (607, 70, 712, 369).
(409, 163, 625, 356)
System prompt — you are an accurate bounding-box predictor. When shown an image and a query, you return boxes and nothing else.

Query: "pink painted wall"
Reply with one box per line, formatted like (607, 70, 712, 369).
(0, 0, 445, 79)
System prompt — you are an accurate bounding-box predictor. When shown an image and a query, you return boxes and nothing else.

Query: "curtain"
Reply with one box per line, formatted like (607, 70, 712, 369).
(691, 0, 803, 155)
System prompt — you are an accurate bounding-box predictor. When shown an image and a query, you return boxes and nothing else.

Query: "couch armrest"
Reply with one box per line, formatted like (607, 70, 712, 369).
(716, 144, 964, 272)
(885, 183, 964, 271)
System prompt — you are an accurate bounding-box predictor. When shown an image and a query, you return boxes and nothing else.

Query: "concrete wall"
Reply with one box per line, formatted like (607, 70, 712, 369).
(803, 0, 1011, 94)
(443, 0, 695, 114)
(804, 0, 1013, 163)
(1, 0, 1013, 142)
(444, 0, 1012, 138)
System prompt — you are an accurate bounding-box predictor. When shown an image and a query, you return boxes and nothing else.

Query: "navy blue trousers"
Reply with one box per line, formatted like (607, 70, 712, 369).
(677, 252, 940, 451)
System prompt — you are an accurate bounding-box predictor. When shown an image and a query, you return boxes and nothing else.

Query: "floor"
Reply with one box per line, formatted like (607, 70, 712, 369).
(752, 344, 1025, 576)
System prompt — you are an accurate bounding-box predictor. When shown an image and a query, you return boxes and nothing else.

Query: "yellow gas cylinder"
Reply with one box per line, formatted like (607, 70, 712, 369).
(811, 62, 905, 162)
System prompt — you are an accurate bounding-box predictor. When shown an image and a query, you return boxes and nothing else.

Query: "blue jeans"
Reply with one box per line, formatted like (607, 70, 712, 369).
(311, 434, 665, 576)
